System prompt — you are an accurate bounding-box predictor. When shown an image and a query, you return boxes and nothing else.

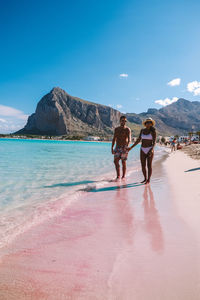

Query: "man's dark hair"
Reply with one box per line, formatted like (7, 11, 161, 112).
(120, 115, 126, 121)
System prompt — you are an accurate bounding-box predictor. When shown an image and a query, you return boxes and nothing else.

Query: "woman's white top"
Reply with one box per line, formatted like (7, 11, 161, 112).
(141, 133, 153, 140)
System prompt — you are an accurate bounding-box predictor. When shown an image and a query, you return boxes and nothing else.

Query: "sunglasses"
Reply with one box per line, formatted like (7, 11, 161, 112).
(145, 121, 152, 124)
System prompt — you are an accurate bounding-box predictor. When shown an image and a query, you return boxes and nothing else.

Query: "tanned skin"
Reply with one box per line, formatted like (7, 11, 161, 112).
(111, 117, 131, 179)
(128, 121, 156, 184)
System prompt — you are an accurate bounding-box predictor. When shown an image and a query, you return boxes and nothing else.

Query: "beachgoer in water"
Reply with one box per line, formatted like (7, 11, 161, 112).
(128, 118, 156, 184)
(171, 138, 176, 152)
(111, 116, 131, 180)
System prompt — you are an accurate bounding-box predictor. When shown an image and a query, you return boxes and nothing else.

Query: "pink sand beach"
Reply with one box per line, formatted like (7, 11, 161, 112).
(0, 151, 200, 300)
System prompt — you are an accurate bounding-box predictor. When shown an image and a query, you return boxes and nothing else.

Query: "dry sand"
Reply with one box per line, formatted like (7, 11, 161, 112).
(164, 150, 200, 242)
(0, 150, 200, 300)
(181, 144, 200, 160)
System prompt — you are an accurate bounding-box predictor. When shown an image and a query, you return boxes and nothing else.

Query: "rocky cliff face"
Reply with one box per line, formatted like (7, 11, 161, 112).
(157, 99, 200, 132)
(126, 98, 200, 136)
(16, 88, 200, 137)
(17, 87, 121, 136)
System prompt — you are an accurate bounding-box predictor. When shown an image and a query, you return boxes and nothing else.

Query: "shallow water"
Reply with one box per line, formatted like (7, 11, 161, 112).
(1, 155, 199, 300)
(0, 139, 165, 248)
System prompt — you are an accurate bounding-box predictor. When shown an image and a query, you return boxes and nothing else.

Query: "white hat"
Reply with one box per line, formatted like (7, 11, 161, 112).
(142, 117, 156, 126)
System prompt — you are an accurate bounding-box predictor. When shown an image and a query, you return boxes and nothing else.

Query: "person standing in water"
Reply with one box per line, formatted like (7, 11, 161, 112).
(128, 118, 156, 184)
(111, 116, 131, 180)
(171, 138, 176, 152)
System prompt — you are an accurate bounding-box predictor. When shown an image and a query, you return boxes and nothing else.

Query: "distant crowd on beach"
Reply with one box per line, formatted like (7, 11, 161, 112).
(161, 137, 199, 153)
(169, 138, 183, 152)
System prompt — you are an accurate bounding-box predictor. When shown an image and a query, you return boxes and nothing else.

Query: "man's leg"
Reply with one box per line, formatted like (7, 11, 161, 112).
(122, 160, 127, 179)
(114, 157, 121, 178)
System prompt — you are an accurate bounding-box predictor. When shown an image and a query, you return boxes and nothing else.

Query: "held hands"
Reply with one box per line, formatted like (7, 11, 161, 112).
(147, 149, 153, 157)
(127, 145, 134, 152)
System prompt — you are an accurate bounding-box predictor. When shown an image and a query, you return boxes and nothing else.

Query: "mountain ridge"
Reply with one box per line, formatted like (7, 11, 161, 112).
(16, 87, 200, 137)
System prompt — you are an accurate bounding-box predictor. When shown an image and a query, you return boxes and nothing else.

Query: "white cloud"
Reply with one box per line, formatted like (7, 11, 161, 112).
(108, 104, 113, 107)
(0, 105, 28, 133)
(187, 81, 200, 96)
(116, 104, 123, 109)
(0, 122, 23, 134)
(167, 78, 181, 86)
(0, 118, 7, 123)
(119, 73, 128, 78)
(194, 88, 200, 95)
(0, 104, 28, 120)
(155, 97, 178, 107)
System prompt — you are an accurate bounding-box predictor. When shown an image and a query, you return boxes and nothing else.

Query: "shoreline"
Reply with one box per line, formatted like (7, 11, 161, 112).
(0, 146, 166, 253)
(0, 151, 200, 299)
(0, 137, 112, 143)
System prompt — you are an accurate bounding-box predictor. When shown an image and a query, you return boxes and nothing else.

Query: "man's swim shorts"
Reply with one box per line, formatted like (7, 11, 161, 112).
(114, 146, 128, 161)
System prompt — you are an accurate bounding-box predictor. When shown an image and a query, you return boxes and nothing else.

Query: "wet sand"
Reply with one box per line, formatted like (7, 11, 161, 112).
(0, 152, 200, 300)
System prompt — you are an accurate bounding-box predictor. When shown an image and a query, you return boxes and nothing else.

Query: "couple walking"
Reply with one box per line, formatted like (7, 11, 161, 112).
(111, 116, 156, 184)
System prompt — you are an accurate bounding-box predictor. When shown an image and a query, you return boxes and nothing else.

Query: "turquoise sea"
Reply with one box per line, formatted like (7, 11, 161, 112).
(0, 138, 164, 249)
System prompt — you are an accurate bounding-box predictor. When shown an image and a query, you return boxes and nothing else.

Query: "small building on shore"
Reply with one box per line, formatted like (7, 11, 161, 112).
(84, 136, 101, 141)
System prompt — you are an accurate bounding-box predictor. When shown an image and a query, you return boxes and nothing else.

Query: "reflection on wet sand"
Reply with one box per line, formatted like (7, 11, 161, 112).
(114, 181, 135, 245)
(107, 182, 166, 299)
(111, 182, 164, 252)
(1, 168, 199, 299)
(142, 185, 164, 253)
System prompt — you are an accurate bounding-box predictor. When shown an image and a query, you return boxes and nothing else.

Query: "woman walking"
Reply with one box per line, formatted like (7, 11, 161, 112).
(128, 118, 156, 184)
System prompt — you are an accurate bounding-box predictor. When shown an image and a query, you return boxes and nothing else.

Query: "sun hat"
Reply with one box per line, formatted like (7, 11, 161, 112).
(142, 117, 156, 126)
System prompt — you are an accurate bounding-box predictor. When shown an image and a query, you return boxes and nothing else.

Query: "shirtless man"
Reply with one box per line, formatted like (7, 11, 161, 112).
(111, 116, 131, 180)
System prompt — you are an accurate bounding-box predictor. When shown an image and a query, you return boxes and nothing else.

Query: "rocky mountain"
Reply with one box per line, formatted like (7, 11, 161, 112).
(16, 87, 200, 137)
(126, 98, 200, 136)
(16, 87, 121, 137)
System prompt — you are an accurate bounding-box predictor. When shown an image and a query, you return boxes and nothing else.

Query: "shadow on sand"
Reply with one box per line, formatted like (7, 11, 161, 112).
(185, 167, 200, 173)
(44, 180, 97, 188)
(88, 182, 144, 193)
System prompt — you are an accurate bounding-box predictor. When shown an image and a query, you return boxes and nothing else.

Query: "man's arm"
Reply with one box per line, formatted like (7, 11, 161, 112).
(111, 129, 117, 154)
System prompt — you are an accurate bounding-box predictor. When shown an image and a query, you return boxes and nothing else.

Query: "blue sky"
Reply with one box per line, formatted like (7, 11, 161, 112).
(1, 0, 200, 133)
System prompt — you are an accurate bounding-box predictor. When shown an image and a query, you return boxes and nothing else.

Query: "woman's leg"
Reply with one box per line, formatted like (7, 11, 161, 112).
(140, 150, 147, 183)
(146, 151, 154, 183)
